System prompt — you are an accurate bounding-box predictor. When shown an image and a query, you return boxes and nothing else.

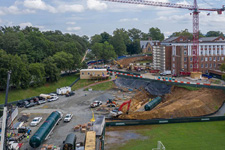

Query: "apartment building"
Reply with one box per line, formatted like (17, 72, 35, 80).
(161, 36, 225, 75)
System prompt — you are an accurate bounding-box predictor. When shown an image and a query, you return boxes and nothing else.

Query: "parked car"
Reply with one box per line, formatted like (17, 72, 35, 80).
(65, 91, 75, 97)
(18, 127, 31, 135)
(90, 101, 102, 108)
(17, 101, 25, 108)
(37, 99, 46, 105)
(64, 114, 73, 122)
(30, 117, 42, 126)
(24, 100, 36, 108)
(48, 96, 59, 102)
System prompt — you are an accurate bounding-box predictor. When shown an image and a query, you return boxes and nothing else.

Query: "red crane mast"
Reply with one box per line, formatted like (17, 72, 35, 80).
(103, 0, 225, 72)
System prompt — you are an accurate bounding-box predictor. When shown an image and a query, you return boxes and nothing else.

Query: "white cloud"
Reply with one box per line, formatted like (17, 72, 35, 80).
(119, 18, 139, 22)
(19, 22, 45, 30)
(67, 27, 81, 31)
(87, 0, 107, 11)
(57, 5, 84, 13)
(66, 22, 76, 25)
(24, 0, 56, 13)
(19, 22, 33, 28)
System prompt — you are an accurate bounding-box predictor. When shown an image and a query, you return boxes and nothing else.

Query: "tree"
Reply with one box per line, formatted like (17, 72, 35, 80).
(127, 40, 141, 54)
(29, 63, 46, 87)
(43, 57, 60, 82)
(53, 51, 74, 71)
(206, 31, 224, 37)
(100, 32, 111, 43)
(91, 34, 102, 46)
(91, 42, 116, 61)
(110, 34, 127, 56)
(148, 27, 164, 41)
(128, 28, 142, 40)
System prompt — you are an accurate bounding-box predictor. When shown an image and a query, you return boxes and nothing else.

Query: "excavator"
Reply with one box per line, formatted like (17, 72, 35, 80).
(113, 59, 123, 69)
(110, 99, 131, 117)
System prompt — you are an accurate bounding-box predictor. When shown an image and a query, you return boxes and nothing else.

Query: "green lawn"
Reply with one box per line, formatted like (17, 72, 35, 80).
(0, 74, 79, 104)
(84, 81, 114, 91)
(177, 85, 200, 91)
(107, 121, 225, 150)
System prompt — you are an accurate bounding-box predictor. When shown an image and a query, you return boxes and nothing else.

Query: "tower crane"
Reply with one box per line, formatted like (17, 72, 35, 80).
(103, 0, 225, 72)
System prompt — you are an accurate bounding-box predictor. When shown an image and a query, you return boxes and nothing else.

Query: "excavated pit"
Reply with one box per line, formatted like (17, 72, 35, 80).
(115, 77, 225, 120)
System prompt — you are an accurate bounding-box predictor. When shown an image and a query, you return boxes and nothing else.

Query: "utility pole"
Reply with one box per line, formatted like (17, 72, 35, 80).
(1, 71, 11, 150)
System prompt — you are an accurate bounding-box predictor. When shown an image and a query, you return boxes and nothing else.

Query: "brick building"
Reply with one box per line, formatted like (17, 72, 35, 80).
(161, 36, 225, 75)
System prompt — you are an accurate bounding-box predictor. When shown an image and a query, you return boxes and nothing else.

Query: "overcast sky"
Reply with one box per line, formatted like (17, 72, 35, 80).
(0, 0, 225, 37)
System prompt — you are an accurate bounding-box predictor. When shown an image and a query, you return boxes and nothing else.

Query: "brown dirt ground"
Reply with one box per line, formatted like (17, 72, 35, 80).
(117, 56, 152, 67)
(119, 86, 225, 120)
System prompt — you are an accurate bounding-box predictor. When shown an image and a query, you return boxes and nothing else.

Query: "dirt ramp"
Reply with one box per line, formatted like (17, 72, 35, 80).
(119, 87, 225, 120)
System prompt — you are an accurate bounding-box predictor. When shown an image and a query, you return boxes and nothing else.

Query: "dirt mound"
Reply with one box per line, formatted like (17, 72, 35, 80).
(119, 86, 225, 120)
(120, 89, 151, 113)
(117, 56, 152, 67)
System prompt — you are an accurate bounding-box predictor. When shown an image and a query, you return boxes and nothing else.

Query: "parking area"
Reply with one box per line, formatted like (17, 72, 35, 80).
(18, 89, 108, 149)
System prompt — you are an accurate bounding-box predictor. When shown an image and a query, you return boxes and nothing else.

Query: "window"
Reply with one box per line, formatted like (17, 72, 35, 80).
(218, 57, 220, 61)
(213, 50, 216, 55)
(173, 57, 175, 62)
(213, 45, 216, 48)
(88, 72, 90, 75)
(217, 50, 219, 54)
(210, 63, 212, 68)
(184, 45, 187, 48)
(190, 64, 193, 68)
(222, 57, 224, 61)
(214, 63, 216, 68)
(209, 57, 212, 61)
(201, 45, 203, 48)
(205, 45, 207, 48)
(201, 51, 203, 55)
(173, 63, 175, 67)
(82, 72, 84, 75)
(205, 64, 208, 68)
(209, 45, 211, 48)
(205, 57, 208, 61)
(201, 57, 204, 62)
(190, 57, 193, 62)
(184, 64, 187, 68)
(222, 45, 224, 48)
(213, 57, 216, 61)
(180, 38, 183, 41)
(184, 50, 187, 55)
(201, 64, 203, 68)
(209, 50, 211, 54)
(184, 57, 187, 62)
(217, 45, 219, 48)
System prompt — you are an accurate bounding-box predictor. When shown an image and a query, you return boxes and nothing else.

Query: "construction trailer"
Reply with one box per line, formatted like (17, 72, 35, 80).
(56, 86, 71, 95)
(80, 69, 109, 79)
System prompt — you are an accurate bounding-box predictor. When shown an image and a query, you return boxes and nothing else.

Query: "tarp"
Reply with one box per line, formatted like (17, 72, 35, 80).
(114, 77, 172, 96)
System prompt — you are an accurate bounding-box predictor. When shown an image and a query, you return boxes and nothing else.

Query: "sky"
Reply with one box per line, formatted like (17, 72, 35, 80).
(0, 0, 225, 38)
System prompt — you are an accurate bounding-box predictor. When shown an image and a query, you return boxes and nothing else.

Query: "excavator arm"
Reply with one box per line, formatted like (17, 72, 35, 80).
(118, 99, 131, 114)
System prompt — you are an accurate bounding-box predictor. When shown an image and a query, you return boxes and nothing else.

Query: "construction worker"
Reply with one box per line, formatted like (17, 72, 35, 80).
(27, 135, 29, 142)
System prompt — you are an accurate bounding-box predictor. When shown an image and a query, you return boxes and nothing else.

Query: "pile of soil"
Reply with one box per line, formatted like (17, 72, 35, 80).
(117, 56, 152, 67)
(119, 86, 225, 120)
(120, 89, 151, 113)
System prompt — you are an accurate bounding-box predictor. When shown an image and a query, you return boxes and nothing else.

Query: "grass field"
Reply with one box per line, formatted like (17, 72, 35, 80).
(84, 81, 114, 91)
(106, 121, 225, 150)
(0, 74, 79, 104)
(177, 85, 200, 91)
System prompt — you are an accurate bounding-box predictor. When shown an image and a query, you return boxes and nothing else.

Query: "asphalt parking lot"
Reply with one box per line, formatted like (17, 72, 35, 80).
(20, 89, 108, 149)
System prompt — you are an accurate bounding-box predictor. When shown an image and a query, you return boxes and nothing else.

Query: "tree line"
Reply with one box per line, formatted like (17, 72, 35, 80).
(0, 25, 224, 90)
(87, 28, 225, 62)
(0, 26, 88, 90)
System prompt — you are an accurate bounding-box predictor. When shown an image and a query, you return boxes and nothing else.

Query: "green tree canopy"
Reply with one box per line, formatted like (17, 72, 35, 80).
(148, 27, 164, 41)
